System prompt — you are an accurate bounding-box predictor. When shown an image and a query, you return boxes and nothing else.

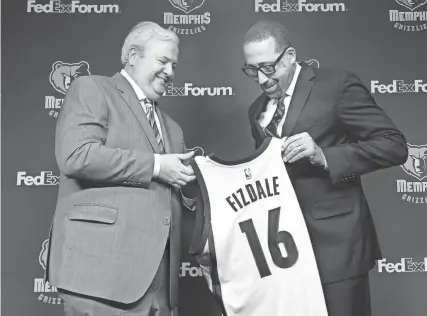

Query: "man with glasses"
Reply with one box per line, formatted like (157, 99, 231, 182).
(244, 20, 408, 316)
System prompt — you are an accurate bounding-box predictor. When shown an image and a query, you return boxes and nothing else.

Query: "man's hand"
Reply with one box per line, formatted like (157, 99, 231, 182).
(158, 151, 196, 188)
(281, 132, 327, 168)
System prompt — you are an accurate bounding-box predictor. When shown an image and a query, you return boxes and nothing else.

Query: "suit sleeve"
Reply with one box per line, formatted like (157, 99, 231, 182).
(55, 76, 155, 188)
(248, 106, 265, 150)
(322, 71, 408, 184)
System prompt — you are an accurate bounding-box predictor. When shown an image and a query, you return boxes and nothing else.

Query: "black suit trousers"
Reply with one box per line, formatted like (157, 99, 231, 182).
(323, 273, 371, 316)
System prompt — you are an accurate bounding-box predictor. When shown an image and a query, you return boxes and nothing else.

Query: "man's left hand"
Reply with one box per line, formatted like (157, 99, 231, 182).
(281, 132, 326, 168)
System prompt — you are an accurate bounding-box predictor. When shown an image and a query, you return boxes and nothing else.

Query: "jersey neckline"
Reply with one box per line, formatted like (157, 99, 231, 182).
(207, 137, 273, 166)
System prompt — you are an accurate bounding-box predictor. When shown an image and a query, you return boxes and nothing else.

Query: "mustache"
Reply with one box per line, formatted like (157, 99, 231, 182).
(261, 80, 277, 90)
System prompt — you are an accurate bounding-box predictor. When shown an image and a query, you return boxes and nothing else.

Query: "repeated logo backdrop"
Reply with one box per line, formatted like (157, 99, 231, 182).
(2, 0, 427, 315)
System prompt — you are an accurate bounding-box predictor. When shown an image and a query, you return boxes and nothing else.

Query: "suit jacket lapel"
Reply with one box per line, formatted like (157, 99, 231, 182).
(156, 108, 173, 154)
(113, 73, 161, 153)
(282, 64, 315, 137)
(250, 94, 269, 142)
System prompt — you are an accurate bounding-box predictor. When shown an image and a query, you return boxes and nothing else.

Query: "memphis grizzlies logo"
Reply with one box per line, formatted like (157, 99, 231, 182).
(401, 144, 427, 181)
(169, 0, 206, 13)
(39, 239, 49, 270)
(49, 61, 91, 95)
(396, 0, 427, 11)
(34, 239, 62, 304)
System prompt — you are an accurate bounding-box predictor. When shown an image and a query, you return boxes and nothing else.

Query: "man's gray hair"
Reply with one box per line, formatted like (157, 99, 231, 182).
(121, 21, 179, 65)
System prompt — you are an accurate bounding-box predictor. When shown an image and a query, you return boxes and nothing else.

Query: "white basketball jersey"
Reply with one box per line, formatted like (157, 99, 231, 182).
(190, 137, 328, 316)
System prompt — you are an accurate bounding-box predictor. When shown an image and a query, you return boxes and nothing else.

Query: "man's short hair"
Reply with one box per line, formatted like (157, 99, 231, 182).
(121, 21, 179, 65)
(244, 20, 293, 53)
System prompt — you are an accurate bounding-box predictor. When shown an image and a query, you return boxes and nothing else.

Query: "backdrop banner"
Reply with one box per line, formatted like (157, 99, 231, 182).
(2, 0, 427, 315)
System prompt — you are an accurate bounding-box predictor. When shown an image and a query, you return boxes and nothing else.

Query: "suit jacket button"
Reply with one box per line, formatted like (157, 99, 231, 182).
(163, 218, 170, 226)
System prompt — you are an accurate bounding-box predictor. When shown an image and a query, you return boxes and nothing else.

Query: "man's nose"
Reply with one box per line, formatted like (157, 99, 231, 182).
(163, 63, 174, 77)
(257, 71, 268, 84)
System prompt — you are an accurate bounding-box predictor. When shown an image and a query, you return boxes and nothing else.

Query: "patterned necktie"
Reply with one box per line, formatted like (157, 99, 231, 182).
(142, 98, 165, 153)
(264, 95, 288, 138)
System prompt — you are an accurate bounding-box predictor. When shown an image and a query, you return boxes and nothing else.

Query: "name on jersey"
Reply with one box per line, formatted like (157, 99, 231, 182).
(226, 176, 280, 212)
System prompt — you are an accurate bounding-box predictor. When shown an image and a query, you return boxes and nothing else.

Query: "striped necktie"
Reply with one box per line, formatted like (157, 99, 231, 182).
(265, 95, 288, 138)
(142, 98, 165, 153)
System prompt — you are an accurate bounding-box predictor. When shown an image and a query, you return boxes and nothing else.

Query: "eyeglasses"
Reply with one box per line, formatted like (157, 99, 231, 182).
(242, 46, 290, 78)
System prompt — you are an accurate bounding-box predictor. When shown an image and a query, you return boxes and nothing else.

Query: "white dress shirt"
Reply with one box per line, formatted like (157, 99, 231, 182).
(258, 64, 328, 169)
(120, 70, 200, 204)
(258, 63, 302, 135)
(121, 69, 162, 177)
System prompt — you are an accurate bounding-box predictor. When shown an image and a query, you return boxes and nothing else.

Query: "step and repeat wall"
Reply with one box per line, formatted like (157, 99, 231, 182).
(2, 0, 426, 315)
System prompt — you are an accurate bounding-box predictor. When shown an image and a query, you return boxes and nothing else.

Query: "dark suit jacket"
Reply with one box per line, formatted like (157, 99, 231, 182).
(46, 73, 185, 305)
(248, 63, 408, 283)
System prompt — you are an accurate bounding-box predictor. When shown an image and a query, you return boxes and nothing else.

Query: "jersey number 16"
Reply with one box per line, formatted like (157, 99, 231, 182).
(239, 207, 299, 278)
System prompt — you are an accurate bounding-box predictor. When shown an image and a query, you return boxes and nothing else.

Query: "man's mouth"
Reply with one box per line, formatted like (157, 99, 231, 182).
(263, 82, 277, 91)
(156, 76, 167, 84)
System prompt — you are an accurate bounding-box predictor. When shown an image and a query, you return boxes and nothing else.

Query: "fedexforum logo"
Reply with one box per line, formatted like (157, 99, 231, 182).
(164, 0, 211, 35)
(254, 0, 347, 13)
(45, 61, 91, 118)
(34, 239, 62, 304)
(371, 80, 427, 93)
(27, 0, 120, 14)
(377, 258, 427, 273)
(180, 262, 203, 277)
(396, 144, 427, 204)
(164, 83, 234, 96)
(389, 0, 427, 31)
(16, 172, 60, 186)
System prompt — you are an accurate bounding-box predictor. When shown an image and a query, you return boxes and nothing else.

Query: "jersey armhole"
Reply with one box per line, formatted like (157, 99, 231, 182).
(189, 159, 211, 256)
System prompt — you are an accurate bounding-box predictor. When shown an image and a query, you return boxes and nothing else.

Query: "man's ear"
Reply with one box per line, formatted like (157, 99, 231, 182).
(128, 47, 139, 66)
(286, 47, 297, 64)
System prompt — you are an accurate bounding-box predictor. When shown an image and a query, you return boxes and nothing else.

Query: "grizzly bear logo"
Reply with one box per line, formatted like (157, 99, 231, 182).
(39, 239, 50, 271)
(401, 144, 427, 181)
(49, 61, 91, 95)
(396, 0, 427, 11)
(169, 0, 206, 14)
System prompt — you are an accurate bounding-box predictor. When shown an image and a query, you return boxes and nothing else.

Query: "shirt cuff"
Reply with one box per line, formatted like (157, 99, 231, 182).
(323, 155, 329, 171)
(153, 154, 161, 178)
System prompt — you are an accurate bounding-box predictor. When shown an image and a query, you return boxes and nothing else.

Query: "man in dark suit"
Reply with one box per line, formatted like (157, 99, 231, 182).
(46, 21, 196, 316)
(243, 20, 408, 316)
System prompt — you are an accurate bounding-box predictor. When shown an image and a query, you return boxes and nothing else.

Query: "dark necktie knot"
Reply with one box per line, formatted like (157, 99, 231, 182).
(142, 98, 157, 115)
(143, 97, 155, 105)
(265, 96, 289, 138)
(278, 93, 289, 108)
